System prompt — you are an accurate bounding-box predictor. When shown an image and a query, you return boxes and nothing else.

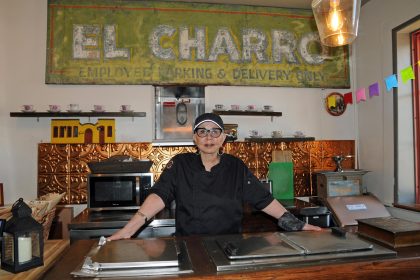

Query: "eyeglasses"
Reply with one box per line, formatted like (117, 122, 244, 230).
(195, 128, 223, 138)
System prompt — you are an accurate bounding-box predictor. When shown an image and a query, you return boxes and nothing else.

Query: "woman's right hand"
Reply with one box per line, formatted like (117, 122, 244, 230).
(107, 228, 133, 241)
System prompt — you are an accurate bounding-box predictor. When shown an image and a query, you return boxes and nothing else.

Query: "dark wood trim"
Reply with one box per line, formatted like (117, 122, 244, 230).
(213, 110, 282, 117)
(10, 112, 146, 118)
(393, 203, 420, 213)
(413, 30, 420, 203)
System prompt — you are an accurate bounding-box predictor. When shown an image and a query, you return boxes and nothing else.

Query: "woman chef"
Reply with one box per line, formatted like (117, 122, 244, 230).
(108, 113, 320, 240)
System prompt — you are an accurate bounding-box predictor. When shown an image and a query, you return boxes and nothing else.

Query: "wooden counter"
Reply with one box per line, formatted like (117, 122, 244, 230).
(42, 235, 420, 280)
(0, 239, 70, 280)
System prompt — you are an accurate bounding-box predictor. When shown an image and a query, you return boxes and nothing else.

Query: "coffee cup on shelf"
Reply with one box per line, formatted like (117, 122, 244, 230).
(263, 105, 273, 111)
(246, 104, 256, 111)
(231, 104, 240, 111)
(214, 104, 225, 110)
(68, 104, 80, 112)
(271, 130, 283, 138)
(48, 104, 61, 112)
(22, 105, 34, 112)
(93, 105, 105, 112)
(120, 105, 131, 112)
(249, 129, 259, 137)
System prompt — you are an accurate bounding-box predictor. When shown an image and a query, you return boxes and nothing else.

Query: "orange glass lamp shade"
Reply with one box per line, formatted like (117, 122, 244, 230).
(312, 0, 361, 47)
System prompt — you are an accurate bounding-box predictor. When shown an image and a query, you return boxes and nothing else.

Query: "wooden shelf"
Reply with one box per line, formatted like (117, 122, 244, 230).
(244, 137, 315, 142)
(10, 111, 146, 118)
(213, 110, 282, 117)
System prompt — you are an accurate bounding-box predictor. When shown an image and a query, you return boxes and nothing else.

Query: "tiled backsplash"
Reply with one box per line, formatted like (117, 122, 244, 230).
(38, 140, 354, 204)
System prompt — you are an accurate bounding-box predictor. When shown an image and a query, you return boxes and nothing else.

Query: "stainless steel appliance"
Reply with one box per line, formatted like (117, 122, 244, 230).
(155, 86, 205, 143)
(87, 156, 154, 211)
(88, 173, 153, 211)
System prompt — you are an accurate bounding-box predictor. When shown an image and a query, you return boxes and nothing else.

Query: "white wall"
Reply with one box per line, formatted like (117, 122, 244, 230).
(355, 0, 420, 205)
(0, 0, 357, 204)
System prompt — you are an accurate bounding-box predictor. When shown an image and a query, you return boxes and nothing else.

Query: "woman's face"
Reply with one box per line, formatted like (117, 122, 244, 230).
(193, 121, 226, 155)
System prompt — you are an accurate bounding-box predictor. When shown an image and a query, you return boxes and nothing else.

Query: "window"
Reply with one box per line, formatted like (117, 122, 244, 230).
(393, 15, 420, 205)
(53, 127, 58, 138)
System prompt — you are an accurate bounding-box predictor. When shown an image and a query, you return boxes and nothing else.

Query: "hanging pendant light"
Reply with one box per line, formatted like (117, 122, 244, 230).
(312, 0, 361, 47)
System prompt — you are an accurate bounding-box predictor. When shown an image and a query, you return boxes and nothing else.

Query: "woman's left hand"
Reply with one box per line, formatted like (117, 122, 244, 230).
(302, 223, 322, 231)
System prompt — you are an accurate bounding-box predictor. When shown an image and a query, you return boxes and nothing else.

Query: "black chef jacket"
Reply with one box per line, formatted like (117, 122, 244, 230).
(150, 153, 274, 236)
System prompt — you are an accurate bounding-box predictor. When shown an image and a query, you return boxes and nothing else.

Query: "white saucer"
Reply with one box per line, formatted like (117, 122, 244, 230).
(47, 110, 61, 113)
(91, 110, 105, 113)
(21, 110, 35, 113)
(249, 135, 263, 138)
(67, 109, 81, 113)
(120, 109, 134, 113)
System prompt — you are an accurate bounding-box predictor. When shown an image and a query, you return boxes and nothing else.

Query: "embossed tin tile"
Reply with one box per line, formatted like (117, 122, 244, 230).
(38, 140, 355, 204)
(38, 174, 70, 204)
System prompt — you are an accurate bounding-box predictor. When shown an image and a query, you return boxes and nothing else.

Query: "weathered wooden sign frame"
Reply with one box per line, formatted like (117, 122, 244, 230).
(46, 0, 350, 88)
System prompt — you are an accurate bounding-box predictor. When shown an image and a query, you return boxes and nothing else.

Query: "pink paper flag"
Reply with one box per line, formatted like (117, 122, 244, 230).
(401, 66, 415, 83)
(369, 82, 380, 97)
(356, 88, 366, 103)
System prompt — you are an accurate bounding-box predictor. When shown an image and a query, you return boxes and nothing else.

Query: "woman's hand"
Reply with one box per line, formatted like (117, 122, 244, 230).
(302, 223, 322, 231)
(107, 228, 133, 241)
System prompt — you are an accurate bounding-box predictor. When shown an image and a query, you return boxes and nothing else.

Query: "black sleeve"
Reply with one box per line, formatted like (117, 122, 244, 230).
(149, 156, 178, 207)
(242, 165, 274, 210)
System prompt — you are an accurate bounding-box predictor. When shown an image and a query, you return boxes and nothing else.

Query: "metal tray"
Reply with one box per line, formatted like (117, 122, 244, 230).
(216, 232, 304, 260)
(71, 238, 193, 277)
(204, 231, 396, 272)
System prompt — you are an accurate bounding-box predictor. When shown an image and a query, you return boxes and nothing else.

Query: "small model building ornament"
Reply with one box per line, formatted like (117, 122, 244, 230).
(50, 119, 115, 144)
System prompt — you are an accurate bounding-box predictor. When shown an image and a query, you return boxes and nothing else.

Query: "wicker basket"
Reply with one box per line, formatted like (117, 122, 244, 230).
(41, 207, 56, 242)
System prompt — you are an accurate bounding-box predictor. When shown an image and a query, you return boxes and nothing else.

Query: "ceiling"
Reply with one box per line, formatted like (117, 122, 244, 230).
(167, 0, 371, 9)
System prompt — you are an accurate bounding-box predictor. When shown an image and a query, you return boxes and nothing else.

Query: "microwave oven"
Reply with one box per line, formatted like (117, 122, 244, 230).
(88, 173, 154, 211)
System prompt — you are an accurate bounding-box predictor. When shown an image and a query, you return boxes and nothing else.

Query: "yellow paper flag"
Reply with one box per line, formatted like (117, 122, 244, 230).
(328, 95, 336, 108)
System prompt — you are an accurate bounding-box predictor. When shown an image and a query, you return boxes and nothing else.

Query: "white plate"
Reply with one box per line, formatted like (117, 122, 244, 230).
(249, 135, 263, 138)
(47, 110, 61, 113)
(91, 110, 105, 113)
(21, 110, 35, 113)
(67, 109, 81, 113)
(120, 109, 134, 113)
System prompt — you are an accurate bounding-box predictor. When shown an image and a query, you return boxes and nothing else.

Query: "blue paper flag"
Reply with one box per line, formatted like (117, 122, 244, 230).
(384, 74, 398, 91)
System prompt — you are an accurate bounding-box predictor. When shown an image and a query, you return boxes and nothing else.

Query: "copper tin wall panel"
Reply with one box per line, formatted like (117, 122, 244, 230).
(109, 143, 141, 159)
(38, 144, 69, 174)
(38, 174, 70, 203)
(319, 141, 354, 171)
(69, 174, 88, 204)
(38, 140, 355, 204)
(142, 145, 196, 182)
(69, 144, 109, 174)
